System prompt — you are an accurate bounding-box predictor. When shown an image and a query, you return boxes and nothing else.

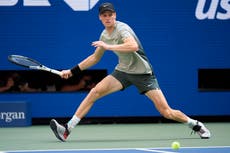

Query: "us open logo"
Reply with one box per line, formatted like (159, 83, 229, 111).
(0, 0, 100, 11)
(195, 0, 230, 20)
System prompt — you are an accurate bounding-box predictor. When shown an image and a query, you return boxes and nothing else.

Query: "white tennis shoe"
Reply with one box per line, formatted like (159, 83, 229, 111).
(192, 121, 211, 139)
(50, 119, 70, 142)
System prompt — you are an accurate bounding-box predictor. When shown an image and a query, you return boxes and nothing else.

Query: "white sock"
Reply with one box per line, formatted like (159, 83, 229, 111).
(186, 117, 197, 128)
(67, 115, 81, 131)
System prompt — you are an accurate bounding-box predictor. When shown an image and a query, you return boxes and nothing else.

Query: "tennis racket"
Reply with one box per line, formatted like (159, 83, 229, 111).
(8, 55, 62, 76)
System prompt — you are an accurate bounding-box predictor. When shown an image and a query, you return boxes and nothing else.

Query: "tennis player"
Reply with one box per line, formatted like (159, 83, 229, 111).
(50, 2, 211, 141)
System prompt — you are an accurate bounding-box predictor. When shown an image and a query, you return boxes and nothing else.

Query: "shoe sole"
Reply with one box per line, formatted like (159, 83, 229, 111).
(50, 119, 65, 142)
(201, 137, 210, 139)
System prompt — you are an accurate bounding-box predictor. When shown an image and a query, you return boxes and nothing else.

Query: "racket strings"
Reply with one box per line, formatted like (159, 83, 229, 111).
(10, 56, 41, 67)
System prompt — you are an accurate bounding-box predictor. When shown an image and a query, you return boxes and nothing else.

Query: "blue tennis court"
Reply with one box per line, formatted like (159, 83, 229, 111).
(3, 147, 230, 153)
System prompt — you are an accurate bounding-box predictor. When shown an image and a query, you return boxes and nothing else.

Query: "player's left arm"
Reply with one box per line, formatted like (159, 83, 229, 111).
(92, 36, 138, 53)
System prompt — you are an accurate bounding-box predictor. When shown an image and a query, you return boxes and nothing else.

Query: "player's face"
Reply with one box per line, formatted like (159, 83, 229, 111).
(99, 11, 116, 28)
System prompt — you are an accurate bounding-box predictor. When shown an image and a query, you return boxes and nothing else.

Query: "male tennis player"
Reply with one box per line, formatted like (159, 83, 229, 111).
(50, 2, 211, 141)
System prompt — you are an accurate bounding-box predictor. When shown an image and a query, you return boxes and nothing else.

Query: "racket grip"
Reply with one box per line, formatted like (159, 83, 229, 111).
(50, 69, 62, 76)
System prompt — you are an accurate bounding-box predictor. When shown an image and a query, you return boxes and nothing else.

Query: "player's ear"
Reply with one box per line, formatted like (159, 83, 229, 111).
(113, 12, 116, 19)
(99, 14, 102, 21)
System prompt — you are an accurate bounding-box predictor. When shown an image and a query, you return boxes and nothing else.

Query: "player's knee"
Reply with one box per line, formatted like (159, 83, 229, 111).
(161, 109, 174, 120)
(89, 87, 103, 99)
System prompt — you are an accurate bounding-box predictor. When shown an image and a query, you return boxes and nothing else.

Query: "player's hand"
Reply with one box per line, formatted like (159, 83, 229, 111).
(61, 69, 73, 79)
(92, 41, 110, 50)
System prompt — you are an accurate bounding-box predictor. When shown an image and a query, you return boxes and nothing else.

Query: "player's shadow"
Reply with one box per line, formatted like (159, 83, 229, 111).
(69, 137, 199, 143)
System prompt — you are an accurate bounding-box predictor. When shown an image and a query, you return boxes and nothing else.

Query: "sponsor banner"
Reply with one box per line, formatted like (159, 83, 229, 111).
(0, 102, 31, 127)
(0, 0, 100, 11)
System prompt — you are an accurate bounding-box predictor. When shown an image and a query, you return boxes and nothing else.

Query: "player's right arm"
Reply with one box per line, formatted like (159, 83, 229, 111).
(78, 47, 105, 70)
(61, 47, 105, 79)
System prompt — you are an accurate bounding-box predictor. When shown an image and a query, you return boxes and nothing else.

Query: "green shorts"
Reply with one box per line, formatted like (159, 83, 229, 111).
(111, 70, 160, 94)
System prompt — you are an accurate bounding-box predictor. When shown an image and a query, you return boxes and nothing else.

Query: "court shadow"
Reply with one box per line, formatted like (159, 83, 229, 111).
(69, 137, 200, 143)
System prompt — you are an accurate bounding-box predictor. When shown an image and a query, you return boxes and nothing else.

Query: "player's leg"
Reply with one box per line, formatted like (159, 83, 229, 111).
(74, 75, 123, 119)
(50, 75, 123, 141)
(145, 89, 188, 122)
(145, 89, 211, 139)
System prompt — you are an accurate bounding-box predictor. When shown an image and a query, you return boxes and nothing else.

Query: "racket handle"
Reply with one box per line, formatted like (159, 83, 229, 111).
(50, 69, 62, 76)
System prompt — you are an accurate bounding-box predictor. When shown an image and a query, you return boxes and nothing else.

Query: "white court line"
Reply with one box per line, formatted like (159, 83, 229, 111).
(136, 148, 177, 153)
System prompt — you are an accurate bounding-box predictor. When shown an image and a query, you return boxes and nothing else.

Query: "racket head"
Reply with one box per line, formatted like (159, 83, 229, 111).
(8, 55, 42, 68)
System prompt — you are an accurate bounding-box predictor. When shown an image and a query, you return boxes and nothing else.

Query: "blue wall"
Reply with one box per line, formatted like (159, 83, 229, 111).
(0, 0, 230, 118)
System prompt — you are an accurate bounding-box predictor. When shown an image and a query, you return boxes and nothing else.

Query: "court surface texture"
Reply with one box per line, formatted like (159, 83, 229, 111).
(1, 123, 229, 153)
